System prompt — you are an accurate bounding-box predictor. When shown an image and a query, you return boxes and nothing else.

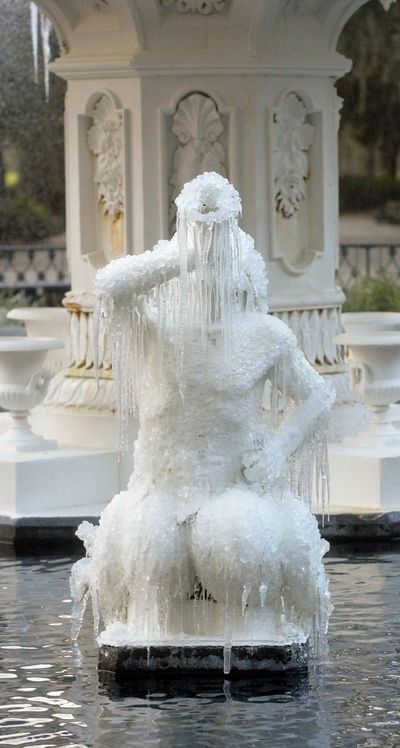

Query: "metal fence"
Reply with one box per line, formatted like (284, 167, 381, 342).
(338, 243, 400, 287)
(0, 244, 70, 303)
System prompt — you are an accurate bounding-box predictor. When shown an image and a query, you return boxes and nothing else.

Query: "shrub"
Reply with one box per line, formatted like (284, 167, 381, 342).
(343, 275, 400, 312)
(0, 192, 53, 243)
(339, 175, 400, 213)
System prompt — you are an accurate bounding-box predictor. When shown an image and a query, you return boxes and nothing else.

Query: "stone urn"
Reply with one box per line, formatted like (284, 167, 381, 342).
(7, 307, 70, 373)
(0, 337, 64, 452)
(334, 330, 400, 449)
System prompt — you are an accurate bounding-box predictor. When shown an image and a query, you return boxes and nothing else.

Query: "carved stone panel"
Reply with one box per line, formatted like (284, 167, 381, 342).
(269, 91, 323, 275)
(87, 94, 124, 220)
(80, 93, 127, 270)
(273, 93, 314, 219)
(161, 0, 227, 14)
(169, 93, 226, 231)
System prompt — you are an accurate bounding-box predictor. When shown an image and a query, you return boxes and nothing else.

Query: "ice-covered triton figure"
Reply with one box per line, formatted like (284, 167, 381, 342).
(71, 172, 335, 657)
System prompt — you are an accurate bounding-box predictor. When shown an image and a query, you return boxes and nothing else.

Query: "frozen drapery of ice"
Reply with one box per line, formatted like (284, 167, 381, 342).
(73, 172, 334, 670)
(29, 4, 53, 100)
(94, 173, 269, 447)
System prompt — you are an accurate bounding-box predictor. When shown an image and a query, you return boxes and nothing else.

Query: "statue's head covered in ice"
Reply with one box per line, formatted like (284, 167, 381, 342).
(72, 172, 335, 666)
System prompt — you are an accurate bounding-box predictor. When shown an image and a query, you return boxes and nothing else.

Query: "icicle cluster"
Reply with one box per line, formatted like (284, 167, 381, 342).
(30, 3, 53, 101)
(72, 172, 335, 672)
(94, 172, 268, 449)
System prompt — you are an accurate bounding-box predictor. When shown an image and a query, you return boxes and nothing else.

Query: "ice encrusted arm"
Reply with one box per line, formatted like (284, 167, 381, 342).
(276, 343, 335, 460)
(94, 236, 185, 304)
(243, 328, 335, 487)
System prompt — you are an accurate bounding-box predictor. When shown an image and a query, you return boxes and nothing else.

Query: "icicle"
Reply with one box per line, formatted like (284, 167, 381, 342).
(70, 590, 89, 643)
(259, 583, 268, 608)
(40, 13, 52, 102)
(70, 558, 91, 642)
(223, 679, 232, 701)
(241, 584, 251, 616)
(30, 3, 39, 84)
(223, 644, 232, 675)
(271, 365, 279, 431)
(315, 430, 330, 525)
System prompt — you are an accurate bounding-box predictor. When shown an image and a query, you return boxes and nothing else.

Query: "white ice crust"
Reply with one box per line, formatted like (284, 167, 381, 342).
(71, 173, 335, 666)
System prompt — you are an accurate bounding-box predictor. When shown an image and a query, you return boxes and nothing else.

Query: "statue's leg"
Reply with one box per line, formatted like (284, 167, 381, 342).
(189, 486, 285, 640)
(90, 487, 197, 640)
(278, 494, 330, 636)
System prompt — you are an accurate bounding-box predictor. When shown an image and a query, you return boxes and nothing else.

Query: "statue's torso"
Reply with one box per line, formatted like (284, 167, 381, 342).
(132, 311, 291, 498)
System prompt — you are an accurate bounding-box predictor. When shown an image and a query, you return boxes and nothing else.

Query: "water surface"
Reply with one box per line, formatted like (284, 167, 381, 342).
(0, 548, 399, 747)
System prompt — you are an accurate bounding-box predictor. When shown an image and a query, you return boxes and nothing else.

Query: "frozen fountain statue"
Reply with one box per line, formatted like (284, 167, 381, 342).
(71, 172, 335, 674)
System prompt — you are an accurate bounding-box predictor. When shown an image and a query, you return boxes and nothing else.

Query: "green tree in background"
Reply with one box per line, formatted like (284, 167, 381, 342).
(337, 1, 400, 179)
(0, 0, 66, 239)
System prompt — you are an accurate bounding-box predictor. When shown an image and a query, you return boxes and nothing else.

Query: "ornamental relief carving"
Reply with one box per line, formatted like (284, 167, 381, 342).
(273, 92, 314, 219)
(87, 94, 124, 220)
(169, 93, 226, 231)
(161, 0, 227, 14)
(274, 307, 341, 366)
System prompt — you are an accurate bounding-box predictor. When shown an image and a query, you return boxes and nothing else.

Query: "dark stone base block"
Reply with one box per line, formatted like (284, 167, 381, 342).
(316, 511, 400, 542)
(98, 642, 308, 675)
(0, 514, 98, 551)
(2, 511, 400, 553)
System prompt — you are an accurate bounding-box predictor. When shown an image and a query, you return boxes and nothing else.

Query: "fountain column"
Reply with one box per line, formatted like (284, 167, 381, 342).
(43, 1, 349, 448)
(22, 0, 397, 531)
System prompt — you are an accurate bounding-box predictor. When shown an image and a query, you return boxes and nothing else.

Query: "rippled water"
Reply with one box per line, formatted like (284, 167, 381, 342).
(0, 547, 400, 747)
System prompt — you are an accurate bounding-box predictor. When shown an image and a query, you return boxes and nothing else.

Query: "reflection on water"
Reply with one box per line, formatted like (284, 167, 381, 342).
(0, 547, 400, 747)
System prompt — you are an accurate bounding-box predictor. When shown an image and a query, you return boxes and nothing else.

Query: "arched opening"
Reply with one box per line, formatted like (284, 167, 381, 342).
(0, 0, 68, 314)
(336, 0, 400, 302)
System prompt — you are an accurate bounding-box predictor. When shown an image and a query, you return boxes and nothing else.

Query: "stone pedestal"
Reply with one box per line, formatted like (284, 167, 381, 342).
(329, 443, 400, 511)
(0, 447, 119, 544)
(98, 642, 308, 675)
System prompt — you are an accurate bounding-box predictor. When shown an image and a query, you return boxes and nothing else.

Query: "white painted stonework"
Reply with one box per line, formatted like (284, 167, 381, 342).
(160, 0, 227, 14)
(7, 307, 70, 373)
(0, 337, 63, 453)
(170, 92, 226, 231)
(0, 336, 120, 519)
(273, 92, 314, 220)
(87, 94, 125, 221)
(329, 323, 400, 510)
(24, 0, 398, 517)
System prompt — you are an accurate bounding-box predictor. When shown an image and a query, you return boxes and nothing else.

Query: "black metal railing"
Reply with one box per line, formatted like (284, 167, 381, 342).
(338, 243, 400, 287)
(0, 244, 70, 303)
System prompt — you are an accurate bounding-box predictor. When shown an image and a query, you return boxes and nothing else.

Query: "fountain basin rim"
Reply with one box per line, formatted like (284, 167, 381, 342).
(7, 307, 68, 322)
(0, 336, 64, 352)
(341, 312, 400, 331)
(335, 332, 400, 346)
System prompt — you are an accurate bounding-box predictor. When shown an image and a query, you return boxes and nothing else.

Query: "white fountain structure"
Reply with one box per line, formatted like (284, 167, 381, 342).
(0, 337, 63, 453)
(72, 173, 335, 674)
(0, 336, 118, 529)
(0, 0, 394, 543)
(329, 317, 400, 511)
